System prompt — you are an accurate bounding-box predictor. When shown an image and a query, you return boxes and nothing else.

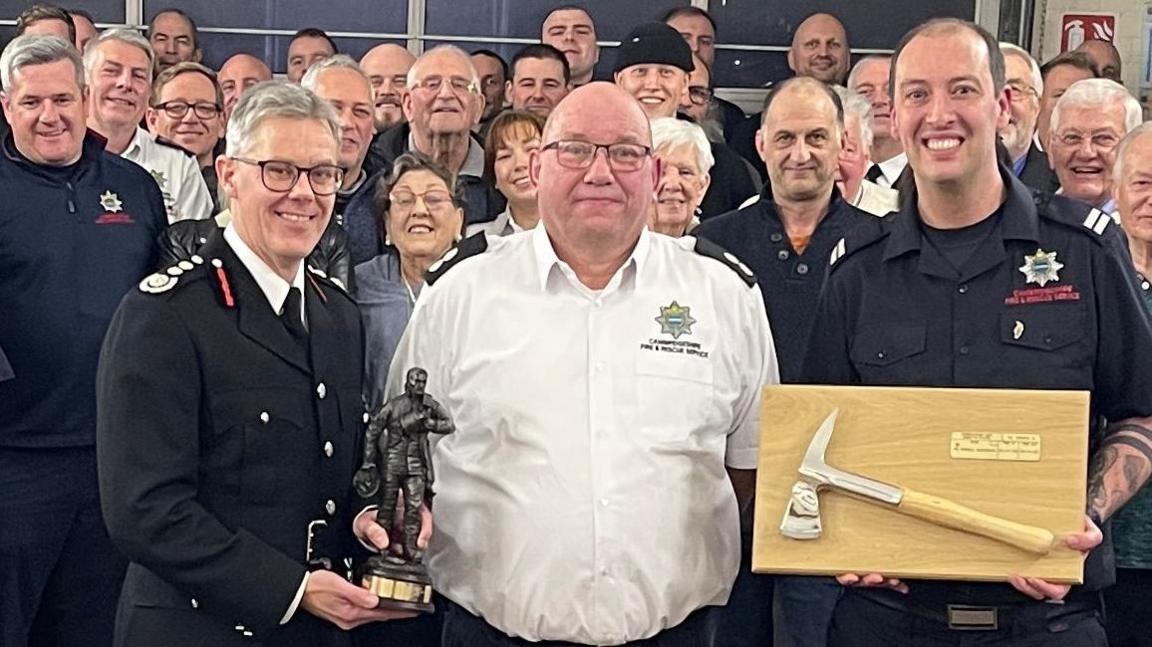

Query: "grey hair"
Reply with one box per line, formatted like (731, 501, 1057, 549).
(300, 53, 371, 90)
(832, 85, 873, 153)
(0, 34, 85, 92)
(83, 27, 155, 76)
(650, 117, 715, 174)
(225, 80, 340, 158)
(406, 44, 480, 88)
(1113, 121, 1152, 185)
(999, 42, 1043, 95)
(1051, 78, 1142, 135)
(846, 55, 890, 91)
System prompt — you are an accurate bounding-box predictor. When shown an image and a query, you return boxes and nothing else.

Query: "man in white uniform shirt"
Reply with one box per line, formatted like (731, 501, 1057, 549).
(387, 82, 779, 646)
(84, 28, 212, 223)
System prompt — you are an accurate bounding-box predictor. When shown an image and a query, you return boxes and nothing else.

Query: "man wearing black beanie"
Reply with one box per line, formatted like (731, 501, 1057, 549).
(614, 22, 760, 219)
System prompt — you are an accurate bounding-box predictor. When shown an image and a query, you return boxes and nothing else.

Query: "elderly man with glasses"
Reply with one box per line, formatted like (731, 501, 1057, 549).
(355, 45, 504, 264)
(385, 81, 779, 647)
(998, 43, 1059, 193)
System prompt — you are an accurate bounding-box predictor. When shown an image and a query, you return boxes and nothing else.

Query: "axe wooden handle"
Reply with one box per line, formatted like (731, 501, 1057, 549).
(897, 488, 1055, 555)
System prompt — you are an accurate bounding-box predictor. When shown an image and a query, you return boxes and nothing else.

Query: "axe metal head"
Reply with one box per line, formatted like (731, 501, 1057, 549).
(780, 408, 902, 540)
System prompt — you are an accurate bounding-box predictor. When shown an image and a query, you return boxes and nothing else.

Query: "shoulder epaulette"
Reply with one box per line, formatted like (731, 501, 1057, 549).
(827, 215, 887, 271)
(306, 265, 348, 294)
(154, 136, 195, 158)
(1037, 193, 1111, 244)
(692, 236, 757, 287)
(138, 254, 207, 295)
(425, 232, 489, 286)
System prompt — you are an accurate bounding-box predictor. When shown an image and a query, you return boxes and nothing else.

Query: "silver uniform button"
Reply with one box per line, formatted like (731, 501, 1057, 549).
(316, 383, 327, 399)
(362, 412, 370, 424)
(259, 411, 269, 423)
(323, 441, 334, 458)
(325, 499, 336, 516)
(190, 598, 199, 609)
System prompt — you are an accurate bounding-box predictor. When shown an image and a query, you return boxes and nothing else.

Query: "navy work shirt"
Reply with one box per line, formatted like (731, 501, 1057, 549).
(802, 168, 1152, 602)
(695, 186, 874, 381)
(0, 133, 166, 448)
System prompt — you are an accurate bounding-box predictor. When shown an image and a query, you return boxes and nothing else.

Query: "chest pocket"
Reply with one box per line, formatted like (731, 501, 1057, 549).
(850, 323, 927, 369)
(635, 350, 716, 444)
(1000, 304, 1086, 351)
(209, 393, 311, 504)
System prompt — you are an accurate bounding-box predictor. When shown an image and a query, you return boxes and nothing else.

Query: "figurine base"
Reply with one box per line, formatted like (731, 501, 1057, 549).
(360, 556, 435, 612)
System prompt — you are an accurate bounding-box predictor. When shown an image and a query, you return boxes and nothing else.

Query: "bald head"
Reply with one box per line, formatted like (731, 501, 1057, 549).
(361, 43, 415, 129)
(218, 54, 272, 122)
(788, 12, 850, 84)
(543, 82, 651, 146)
(1077, 40, 1121, 83)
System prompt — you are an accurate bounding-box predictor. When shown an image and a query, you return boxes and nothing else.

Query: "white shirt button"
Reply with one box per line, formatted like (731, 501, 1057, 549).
(190, 598, 198, 609)
(316, 383, 327, 399)
(259, 411, 269, 423)
(325, 499, 336, 516)
(323, 441, 334, 457)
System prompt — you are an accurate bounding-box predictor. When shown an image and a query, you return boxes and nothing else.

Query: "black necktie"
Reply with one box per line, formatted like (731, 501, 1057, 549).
(865, 165, 885, 184)
(282, 287, 308, 339)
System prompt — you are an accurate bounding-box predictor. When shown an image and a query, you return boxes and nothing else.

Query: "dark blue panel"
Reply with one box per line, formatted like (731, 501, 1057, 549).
(199, 33, 405, 73)
(712, 0, 976, 49)
(712, 50, 791, 88)
(143, 0, 406, 33)
(425, 0, 689, 42)
(0, 0, 124, 22)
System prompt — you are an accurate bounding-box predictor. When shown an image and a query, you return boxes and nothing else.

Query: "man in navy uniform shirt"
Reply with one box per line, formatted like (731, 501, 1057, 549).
(0, 34, 167, 647)
(804, 19, 1152, 646)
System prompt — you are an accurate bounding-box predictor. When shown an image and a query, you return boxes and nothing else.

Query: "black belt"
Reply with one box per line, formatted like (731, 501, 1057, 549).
(858, 589, 1101, 632)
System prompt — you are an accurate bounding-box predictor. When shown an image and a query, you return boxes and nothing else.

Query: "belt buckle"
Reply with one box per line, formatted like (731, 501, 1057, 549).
(946, 604, 998, 631)
(306, 519, 332, 571)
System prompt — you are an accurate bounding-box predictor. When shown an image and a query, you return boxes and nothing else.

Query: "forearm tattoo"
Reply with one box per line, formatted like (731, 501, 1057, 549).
(1088, 422, 1152, 521)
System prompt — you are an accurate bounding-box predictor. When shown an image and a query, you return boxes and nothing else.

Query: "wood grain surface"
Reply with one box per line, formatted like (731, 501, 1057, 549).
(753, 385, 1090, 583)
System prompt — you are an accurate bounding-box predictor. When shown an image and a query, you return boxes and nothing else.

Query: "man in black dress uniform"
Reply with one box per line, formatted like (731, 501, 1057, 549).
(97, 81, 415, 647)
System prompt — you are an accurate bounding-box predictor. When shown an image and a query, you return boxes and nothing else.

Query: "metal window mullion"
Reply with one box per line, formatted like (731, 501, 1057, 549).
(125, 0, 144, 27)
(408, 0, 426, 55)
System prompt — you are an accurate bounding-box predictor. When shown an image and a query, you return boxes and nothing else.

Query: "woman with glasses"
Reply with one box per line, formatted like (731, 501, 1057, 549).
(649, 118, 713, 237)
(355, 152, 466, 409)
(468, 110, 546, 237)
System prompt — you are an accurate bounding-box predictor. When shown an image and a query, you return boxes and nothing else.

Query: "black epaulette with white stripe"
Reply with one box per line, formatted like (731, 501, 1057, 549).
(425, 232, 489, 286)
(1034, 192, 1112, 245)
(692, 236, 757, 287)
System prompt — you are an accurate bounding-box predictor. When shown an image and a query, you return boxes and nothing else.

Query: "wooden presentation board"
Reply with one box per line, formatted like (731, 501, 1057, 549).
(753, 385, 1090, 583)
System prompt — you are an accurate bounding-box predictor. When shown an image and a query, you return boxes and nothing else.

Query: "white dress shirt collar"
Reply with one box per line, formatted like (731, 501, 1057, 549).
(530, 223, 652, 294)
(223, 223, 306, 318)
(876, 152, 908, 187)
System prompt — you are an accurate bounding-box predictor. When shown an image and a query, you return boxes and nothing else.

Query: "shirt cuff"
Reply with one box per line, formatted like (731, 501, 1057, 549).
(280, 571, 310, 625)
(354, 505, 382, 552)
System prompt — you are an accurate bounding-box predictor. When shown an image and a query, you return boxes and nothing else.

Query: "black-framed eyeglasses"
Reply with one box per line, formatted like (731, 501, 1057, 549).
(541, 140, 652, 171)
(155, 100, 222, 120)
(688, 86, 713, 106)
(232, 158, 344, 196)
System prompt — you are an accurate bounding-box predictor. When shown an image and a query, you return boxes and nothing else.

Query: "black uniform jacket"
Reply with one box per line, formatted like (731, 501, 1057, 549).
(97, 230, 366, 646)
(803, 167, 1152, 603)
(1018, 142, 1061, 195)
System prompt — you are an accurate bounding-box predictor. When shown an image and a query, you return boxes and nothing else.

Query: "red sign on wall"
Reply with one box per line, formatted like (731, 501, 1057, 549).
(1060, 13, 1116, 52)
